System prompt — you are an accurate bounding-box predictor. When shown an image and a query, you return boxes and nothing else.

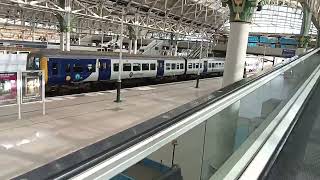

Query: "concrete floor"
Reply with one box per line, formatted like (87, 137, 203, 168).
(0, 77, 222, 179)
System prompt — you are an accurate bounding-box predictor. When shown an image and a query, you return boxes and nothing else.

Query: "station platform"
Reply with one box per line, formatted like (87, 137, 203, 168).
(0, 78, 222, 179)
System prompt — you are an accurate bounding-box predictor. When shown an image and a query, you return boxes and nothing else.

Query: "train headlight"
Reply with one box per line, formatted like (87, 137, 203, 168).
(66, 76, 71, 81)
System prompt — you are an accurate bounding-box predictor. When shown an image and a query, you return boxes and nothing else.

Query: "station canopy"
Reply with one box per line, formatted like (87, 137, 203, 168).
(0, 0, 318, 40)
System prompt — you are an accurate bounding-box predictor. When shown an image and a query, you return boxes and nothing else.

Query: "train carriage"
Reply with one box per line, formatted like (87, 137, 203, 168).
(26, 50, 225, 90)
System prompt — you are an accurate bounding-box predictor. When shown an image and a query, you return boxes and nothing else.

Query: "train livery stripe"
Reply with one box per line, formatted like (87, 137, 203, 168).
(40, 57, 48, 84)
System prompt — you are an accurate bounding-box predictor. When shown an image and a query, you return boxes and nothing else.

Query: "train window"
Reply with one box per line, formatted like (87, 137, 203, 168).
(133, 63, 141, 71)
(150, 63, 156, 70)
(188, 63, 192, 69)
(123, 63, 131, 71)
(65, 64, 71, 73)
(87, 64, 96, 72)
(209, 63, 212, 68)
(180, 63, 184, 69)
(27, 56, 34, 69)
(195, 63, 199, 69)
(34, 58, 40, 69)
(171, 63, 176, 70)
(166, 63, 171, 70)
(73, 64, 83, 72)
(142, 63, 149, 71)
(52, 63, 58, 75)
(193, 63, 195, 69)
(200, 63, 202, 68)
(113, 63, 119, 72)
(177, 64, 180, 69)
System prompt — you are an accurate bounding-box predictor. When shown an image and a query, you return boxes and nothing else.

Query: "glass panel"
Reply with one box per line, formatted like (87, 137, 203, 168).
(65, 64, 71, 73)
(150, 64, 156, 70)
(133, 63, 141, 71)
(142, 63, 149, 71)
(171, 63, 176, 70)
(73, 64, 83, 72)
(166, 63, 171, 70)
(204, 53, 320, 179)
(113, 63, 119, 72)
(123, 63, 131, 71)
(113, 53, 320, 180)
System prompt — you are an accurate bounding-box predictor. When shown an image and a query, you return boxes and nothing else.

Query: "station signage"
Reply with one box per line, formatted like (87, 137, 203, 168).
(0, 72, 17, 106)
(282, 49, 296, 58)
(21, 71, 43, 103)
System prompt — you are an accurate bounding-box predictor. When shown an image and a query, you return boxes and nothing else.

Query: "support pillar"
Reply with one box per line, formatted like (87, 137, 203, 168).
(64, 0, 71, 51)
(317, 30, 320, 48)
(300, 7, 312, 37)
(31, 24, 35, 42)
(60, 32, 65, 51)
(174, 42, 178, 56)
(78, 35, 81, 45)
(101, 31, 104, 48)
(129, 39, 133, 54)
(134, 39, 138, 54)
(66, 31, 71, 51)
(223, 22, 250, 87)
(140, 38, 143, 49)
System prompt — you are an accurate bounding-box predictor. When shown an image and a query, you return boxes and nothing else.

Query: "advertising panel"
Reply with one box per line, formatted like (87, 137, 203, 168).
(0, 72, 17, 106)
(22, 71, 43, 103)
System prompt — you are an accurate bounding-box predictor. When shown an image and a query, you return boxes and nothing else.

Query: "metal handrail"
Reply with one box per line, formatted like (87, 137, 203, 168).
(14, 48, 318, 180)
(70, 48, 320, 180)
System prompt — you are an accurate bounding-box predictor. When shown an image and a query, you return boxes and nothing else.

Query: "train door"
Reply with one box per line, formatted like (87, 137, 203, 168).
(203, 61, 208, 73)
(98, 59, 111, 81)
(48, 58, 64, 85)
(157, 60, 164, 77)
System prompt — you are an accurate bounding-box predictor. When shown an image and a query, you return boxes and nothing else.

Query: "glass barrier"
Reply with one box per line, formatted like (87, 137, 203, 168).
(111, 52, 320, 180)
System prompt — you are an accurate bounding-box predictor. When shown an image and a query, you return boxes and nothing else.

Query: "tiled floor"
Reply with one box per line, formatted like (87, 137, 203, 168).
(0, 77, 222, 179)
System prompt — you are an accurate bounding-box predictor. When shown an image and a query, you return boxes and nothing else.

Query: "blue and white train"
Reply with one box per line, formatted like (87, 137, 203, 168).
(26, 50, 225, 89)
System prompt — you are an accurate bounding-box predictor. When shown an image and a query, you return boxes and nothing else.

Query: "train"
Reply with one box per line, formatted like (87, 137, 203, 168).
(26, 50, 225, 90)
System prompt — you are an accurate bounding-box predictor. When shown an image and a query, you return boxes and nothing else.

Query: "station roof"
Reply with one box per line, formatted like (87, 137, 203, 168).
(0, 0, 318, 40)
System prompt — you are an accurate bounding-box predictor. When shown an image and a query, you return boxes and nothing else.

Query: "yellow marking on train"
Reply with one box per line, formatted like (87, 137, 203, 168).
(40, 57, 48, 84)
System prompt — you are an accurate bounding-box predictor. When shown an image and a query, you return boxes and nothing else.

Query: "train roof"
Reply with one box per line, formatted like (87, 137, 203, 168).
(29, 49, 186, 60)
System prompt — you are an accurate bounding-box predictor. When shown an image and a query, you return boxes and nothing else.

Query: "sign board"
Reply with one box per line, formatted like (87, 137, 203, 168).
(282, 49, 296, 58)
(21, 71, 43, 103)
(0, 72, 17, 106)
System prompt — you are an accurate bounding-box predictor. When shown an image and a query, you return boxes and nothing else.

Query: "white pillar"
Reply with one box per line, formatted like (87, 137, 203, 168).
(129, 39, 133, 54)
(223, 22, 250, 87)
(66, 31, 71, 51)
(174, 42, 178, 56)
(78, 35, 81, 45)
(101, 32, 104, 47)
(60, 32, 65, 51)
(134, 39, 138, 54)
(32, 25, 35, 42)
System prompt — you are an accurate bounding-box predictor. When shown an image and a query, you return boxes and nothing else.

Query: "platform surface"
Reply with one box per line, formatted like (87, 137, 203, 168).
(0, 78, 222, 179)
